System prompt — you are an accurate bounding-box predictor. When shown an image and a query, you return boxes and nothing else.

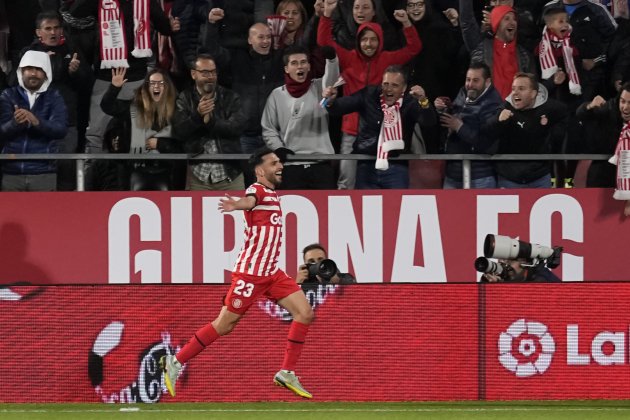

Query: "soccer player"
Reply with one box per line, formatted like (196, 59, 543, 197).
(160, 147, 315, 399)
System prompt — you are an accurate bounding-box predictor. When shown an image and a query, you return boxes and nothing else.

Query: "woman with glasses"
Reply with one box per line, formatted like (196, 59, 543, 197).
(99, 67, 183, 190)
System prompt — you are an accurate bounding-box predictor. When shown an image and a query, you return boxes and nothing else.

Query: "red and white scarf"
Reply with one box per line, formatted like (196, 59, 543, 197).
(610, 121, 630, 200)
(539, 26, 581, 96)
(99, 0, 151, 69)
(375, 96, 404, 170)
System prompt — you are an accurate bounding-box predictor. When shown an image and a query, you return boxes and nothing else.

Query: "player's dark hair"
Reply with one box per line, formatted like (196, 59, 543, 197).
(621, 82, 630, 95)
(248, 146, 275, 175)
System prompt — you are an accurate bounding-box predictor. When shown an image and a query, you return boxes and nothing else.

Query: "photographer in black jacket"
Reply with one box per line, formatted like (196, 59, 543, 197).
(481, 258, 561, 282)
(296, 243, 356, 285)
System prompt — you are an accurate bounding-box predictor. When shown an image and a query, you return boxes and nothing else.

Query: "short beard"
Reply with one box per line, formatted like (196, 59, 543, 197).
(466, 89, 480, 101)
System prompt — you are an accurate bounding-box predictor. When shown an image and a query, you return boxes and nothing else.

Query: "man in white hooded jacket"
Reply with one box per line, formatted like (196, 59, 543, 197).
(0, 50, 68, 191)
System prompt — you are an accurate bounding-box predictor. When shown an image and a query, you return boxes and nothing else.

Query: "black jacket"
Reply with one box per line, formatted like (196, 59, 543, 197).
(493, 86, 568, 183)
(327, 85, 437, 158)
(172, 85, 245, 178)
(444, 85, 503, 181)
(200, 21, 285, 136)
(206, 0, 274, 51)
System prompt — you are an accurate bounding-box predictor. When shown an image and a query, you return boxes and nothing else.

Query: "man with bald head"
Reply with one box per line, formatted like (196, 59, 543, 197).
(201, 9, 285, 184)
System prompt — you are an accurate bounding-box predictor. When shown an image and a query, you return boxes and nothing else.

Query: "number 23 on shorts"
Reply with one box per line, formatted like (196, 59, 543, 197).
(233, 279, 254, 297)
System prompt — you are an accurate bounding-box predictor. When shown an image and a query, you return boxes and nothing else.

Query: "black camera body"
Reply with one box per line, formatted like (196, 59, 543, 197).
(305, 259, 338, 283)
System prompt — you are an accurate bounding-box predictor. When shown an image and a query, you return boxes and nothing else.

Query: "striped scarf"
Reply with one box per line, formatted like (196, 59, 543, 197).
(539, 27, 581, 96)
(610, 121, 630, 200)
(99, 0, 151, 69)
(375, 96, 404, 171)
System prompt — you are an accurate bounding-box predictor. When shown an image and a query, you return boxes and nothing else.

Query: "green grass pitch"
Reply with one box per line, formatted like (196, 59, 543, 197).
(3, 401, 630, 420)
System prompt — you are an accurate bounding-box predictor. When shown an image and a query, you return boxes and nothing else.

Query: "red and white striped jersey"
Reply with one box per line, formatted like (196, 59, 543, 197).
(233, 183, 283, 276)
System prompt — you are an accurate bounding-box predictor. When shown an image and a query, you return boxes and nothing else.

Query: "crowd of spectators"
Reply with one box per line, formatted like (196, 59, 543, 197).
(0, 0, 629, 192)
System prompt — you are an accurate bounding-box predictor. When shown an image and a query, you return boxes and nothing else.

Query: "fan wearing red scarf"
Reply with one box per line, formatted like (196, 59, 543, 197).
(260, 45, 340, 190)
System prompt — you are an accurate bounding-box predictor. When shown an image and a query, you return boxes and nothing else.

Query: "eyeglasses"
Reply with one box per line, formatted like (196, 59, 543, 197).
(407, 1, 424, 9)
(147, 81, 165, 86)
(194, 69, 217, 77)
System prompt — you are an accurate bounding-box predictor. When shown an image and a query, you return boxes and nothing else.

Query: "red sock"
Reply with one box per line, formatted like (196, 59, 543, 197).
(281, 321, 309, 371)
(176, 323, 219, 364)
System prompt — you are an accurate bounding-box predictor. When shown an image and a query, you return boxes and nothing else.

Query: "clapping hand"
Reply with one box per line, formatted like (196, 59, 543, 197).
(13, 105, 39, 126)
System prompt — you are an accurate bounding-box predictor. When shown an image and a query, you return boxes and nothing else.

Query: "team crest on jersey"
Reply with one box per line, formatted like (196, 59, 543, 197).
(232, 298, 243, 309)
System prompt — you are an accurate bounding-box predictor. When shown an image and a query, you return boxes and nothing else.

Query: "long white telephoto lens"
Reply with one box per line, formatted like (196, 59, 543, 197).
(484, 234, 521, 259)
(483, 234, 555, 260)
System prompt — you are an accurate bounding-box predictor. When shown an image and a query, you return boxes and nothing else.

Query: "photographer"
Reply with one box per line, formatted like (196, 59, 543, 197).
(477, 234, 562, 283)
(296, 244, 357, 285)
(480, 258, 561, 283)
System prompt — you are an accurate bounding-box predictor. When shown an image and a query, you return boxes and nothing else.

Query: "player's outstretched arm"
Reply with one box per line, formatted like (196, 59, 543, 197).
(218, 194, 256, 212)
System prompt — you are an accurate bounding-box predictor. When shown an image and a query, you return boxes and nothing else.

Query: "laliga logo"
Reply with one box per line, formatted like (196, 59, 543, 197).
(498, 319, 555, 378)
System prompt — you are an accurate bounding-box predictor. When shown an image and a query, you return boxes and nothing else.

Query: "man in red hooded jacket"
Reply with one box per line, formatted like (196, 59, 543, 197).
(459, 1, 533, 99)
(317, 0, 421, 189)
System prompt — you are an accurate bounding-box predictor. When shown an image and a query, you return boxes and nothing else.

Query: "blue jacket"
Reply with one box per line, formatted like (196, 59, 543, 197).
(0, 86, 68, 174)
(444, 85, 502, 181)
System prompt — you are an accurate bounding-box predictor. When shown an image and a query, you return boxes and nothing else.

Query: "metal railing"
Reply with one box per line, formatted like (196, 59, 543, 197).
(0, 153, 612, 191)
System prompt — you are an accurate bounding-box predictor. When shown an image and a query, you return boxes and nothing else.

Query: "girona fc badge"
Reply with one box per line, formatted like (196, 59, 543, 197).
(383, 109, 396, 128)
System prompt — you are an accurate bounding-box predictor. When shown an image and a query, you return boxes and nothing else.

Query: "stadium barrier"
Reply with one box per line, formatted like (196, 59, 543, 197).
(2, 283, 629, 403)
(0, 153, 611, 190)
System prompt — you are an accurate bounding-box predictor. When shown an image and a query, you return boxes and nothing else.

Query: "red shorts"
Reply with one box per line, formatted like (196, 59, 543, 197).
(225, 270, 301, 314)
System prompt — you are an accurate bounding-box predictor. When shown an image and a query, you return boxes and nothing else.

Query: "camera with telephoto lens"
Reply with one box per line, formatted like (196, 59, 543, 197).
(306, 259, 338, 282)
(483, 234, 563, 268)
(475, 257, 515, 282)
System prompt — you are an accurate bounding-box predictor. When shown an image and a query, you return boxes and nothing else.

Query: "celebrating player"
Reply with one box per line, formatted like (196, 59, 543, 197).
(160, 147, 315, 399)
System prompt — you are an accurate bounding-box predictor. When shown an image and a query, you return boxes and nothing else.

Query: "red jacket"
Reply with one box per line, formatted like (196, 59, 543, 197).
(317, 16, 422, 135)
